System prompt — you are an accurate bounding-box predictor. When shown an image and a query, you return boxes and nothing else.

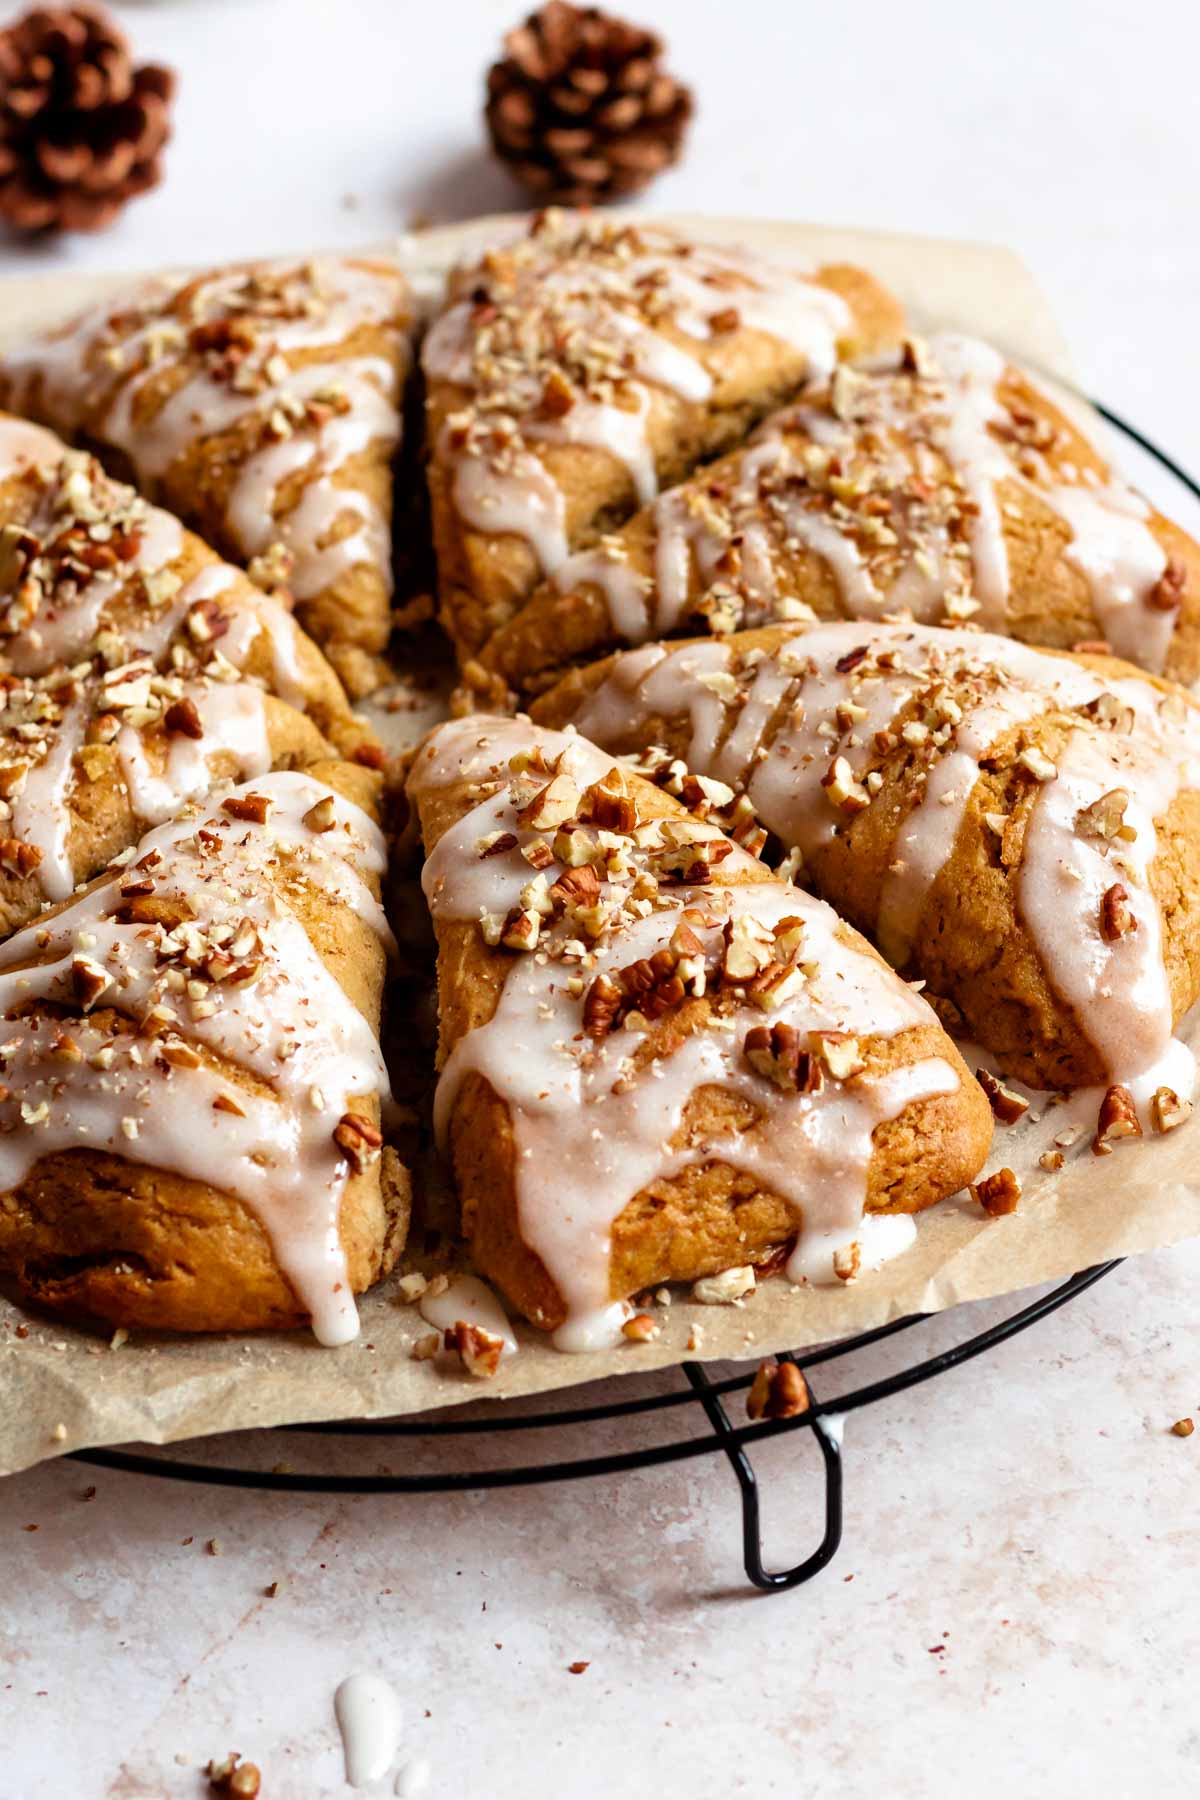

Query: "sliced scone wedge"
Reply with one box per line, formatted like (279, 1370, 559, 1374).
(0, 257, 412, 695)
(408, 715, 991, 1345)
(534, 620, 1200, 1108)
(422, 211, 905, 672)
(484, 333, 1200, 697)
(0, 417, 374, 755)
(0, 763, 407, 1338)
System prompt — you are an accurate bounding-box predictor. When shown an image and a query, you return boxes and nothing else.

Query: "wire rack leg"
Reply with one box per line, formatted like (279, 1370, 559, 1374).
(684, 1358, 843, 1593)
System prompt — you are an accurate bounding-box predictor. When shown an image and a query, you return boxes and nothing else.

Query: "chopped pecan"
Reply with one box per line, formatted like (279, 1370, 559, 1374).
(163, 696, 204, 740)
(302, 795, 337, 833)
(517, 772, 580, 831)
(1092, 1084, 1142, 1155)
(743, 1022, 819, 1092)
(222, 792, 272, 825)
(1148, 558, 1186, 612)
(0, 836, 41, 877)
(444, 1320, 504, 1379)
(821, 754, 871, 815)
(621, 1312, 661, 1343)
(971, 1167, 1021, 1215)
(1151, 1086, 1193, 1134)
(1099, 882, 1135, 941)
(746, 1358, 810, 1421)
(1076, 788, 1135, 843)
(549, 863, 601, 910)
(333, 1111, 384, 1173)
(500, 906, 541, 952)
(477, 830, 517, 859)
(809, 1031, 865, 1080)
(580, 774, 638, 832)
(692, 1265, 756, 1305)
(70, 954, 111, 1010)
(582, 971, 623, 1038)
(976, 1069, 1029, 1125)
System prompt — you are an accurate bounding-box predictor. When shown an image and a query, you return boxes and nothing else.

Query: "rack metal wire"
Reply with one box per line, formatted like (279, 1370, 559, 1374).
(66, 402, 1198, 1593)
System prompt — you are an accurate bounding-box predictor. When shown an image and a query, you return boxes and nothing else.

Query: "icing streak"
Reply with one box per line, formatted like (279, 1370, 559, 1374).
(415, 717, 959, 1350)
(541, 333, 1175, 670)
(569, 620, 1200, 1101)
(0, 770, 391, 1344)
(423, 215, 851, 576)
(1, 259, 408, 606)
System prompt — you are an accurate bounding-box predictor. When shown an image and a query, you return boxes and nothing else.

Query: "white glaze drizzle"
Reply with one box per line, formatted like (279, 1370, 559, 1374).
(413, 717, 960, 1348)
(423, 217, 852, 578)
(2, 259, 407, 608)
(569, 620, 1200, 1100)
(0, 769, 390, 1343)
(543, 333, 1178, 670)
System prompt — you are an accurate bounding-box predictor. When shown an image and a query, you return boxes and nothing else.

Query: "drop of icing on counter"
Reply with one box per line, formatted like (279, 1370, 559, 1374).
(335, 1673, 402, 1788)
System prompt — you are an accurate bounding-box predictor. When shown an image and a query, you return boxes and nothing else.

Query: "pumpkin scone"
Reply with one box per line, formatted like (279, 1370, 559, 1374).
(421, 210, 905, 673)
(407, 715, 991, 1344)
(0, 257, 412, 696)
(485, 333, 1200, 697)
(534, 620, 1200, 1114)
(0, 416, 373, 755)
(0, 763, 408, 1339)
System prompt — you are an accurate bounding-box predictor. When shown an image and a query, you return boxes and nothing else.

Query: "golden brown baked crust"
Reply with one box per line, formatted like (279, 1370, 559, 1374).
(534, 622, 1200, 1091)
(421, 213, 905, 669)
(483, 337, 1200, 697)
(410, 716, 991, 1334)
(0, 259, 412, 697)
(0, 758, 408, 1335)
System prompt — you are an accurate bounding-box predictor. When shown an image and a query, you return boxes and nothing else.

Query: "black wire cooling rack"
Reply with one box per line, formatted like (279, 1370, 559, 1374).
(66, 403, 1200, 1595)
(72, 1262, 1122, 1593)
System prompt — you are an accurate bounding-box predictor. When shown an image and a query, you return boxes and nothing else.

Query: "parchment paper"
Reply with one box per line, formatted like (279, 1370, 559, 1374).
(2, 214, 1195, 1480)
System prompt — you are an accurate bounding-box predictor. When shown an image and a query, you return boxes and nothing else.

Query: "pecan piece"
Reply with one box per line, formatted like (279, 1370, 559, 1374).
(1148, 557, 1186, 612)
(333, 1111, 384, 1173)
(746, 1358, 811, 1421)
(971, 1167, 1021, 1215)
(1092, 1084, 1142, 1155)
(222, 792, 272, 825)
(0, 836, 41, 877)
(976, 1068, 1029, 1125)
(1151, 1086, 1193, 1134)
(1099, 882, 1135, 941)
(444, 1320, 504, 1379)
(164, 697, 204, 740)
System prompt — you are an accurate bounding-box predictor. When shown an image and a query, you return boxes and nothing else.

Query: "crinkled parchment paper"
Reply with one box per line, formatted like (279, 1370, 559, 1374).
(3, 214, 1197, 1479)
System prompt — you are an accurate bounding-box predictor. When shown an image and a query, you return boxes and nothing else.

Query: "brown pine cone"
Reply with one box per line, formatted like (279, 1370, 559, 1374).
(0, 4, 174, 234)
(485, 1, 692, 205)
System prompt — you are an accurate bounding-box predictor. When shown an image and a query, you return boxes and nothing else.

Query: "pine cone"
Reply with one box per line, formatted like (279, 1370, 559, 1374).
(485, 1, 692, 205)
(0, 4, 174, 233)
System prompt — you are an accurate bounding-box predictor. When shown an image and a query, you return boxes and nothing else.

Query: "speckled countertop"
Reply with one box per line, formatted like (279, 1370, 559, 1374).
(4, 1, 1200, 1794)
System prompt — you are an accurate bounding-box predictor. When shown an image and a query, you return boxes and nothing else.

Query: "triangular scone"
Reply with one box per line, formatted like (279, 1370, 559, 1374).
(485, 333, 1200, 696)
(421, 211, 905, 673)
(0, 658, 330, 936)
(534, 620, 1200, 1112)
(408, 716, 990, 1343)
(0, 257, 411, 696)
(0, 417, 373, 756)
(0, 763, 408, 1338)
